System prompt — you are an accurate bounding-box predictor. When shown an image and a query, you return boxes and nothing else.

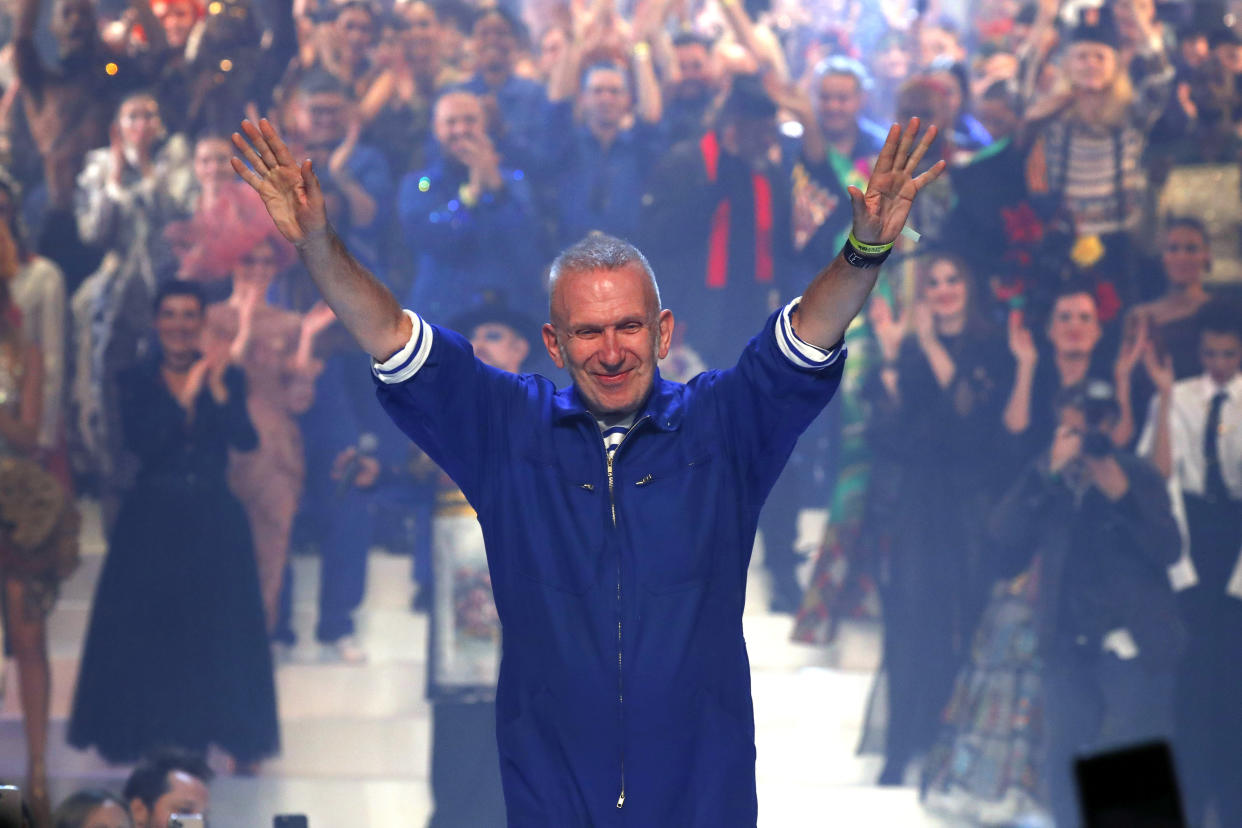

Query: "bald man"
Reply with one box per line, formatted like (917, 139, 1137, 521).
(396, 89, 544, 323)
(234, 116, 944, 827)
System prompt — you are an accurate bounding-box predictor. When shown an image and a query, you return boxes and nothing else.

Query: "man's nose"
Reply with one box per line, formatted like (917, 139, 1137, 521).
(599, 331, 624, 367)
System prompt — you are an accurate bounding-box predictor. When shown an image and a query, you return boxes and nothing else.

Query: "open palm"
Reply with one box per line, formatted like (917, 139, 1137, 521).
(848, 117, 947, 245)
(231, 119, 327, 246)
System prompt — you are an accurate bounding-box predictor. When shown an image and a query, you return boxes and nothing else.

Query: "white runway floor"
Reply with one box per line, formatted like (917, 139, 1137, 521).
(0, 502, 958, 827)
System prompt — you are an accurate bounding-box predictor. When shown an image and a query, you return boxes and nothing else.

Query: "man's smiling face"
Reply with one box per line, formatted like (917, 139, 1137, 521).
(543, 264, 673, 419)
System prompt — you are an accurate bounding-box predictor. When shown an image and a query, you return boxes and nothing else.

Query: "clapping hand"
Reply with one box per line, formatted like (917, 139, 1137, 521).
(1115, 313, 1149, 378)
(302, 300, 338, 339)
(868, 295, 908, 363)
(232, 119, 328, 246)
(1049, 423, 1082, 474)
(1141, 342, 1175, 396)
(848, 118, 947, 246)
(910, 302, 936, 345)
(1007, 310, 1038, 367)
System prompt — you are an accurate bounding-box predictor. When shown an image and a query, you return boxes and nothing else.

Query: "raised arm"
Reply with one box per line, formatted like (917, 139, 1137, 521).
(791, 118, 945, 350)
(232, 119, 409, 362)
(13, 0, 45, 99)
(1002, 311, 1038, 434)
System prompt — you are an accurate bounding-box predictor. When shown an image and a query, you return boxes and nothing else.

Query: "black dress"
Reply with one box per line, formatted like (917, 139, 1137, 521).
(859, 330, 1012, 778)
(68, 359, 279, 763)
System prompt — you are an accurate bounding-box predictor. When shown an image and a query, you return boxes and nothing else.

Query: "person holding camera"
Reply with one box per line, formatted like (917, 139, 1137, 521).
(121, 748, 211, 828)
(989, 380, 1185, 826)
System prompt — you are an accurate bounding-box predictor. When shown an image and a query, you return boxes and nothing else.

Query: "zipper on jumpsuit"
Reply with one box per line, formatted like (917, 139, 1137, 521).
(605, 416, 647, 810)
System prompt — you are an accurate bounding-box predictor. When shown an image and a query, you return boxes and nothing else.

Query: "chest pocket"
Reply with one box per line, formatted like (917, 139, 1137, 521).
(506, 454, 605, 596)
(627, 449, 720, 593)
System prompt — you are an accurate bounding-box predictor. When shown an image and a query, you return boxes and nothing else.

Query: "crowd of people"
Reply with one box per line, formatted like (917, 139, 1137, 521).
(0, 0, 1234, 822)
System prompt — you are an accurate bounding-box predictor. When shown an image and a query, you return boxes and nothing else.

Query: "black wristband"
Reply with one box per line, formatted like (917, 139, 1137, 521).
(842, 238, 891, 268)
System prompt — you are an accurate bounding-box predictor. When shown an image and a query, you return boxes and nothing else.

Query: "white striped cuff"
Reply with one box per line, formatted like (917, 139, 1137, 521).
(372, 309, 434, 384)
(776, 298, 843, 370)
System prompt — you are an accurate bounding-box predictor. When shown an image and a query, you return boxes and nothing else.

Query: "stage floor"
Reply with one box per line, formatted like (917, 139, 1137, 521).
(0, 502, 955, 827)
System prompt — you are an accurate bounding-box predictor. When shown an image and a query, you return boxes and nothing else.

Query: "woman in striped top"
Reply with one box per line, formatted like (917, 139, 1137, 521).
(1021, 3, 1172, 277)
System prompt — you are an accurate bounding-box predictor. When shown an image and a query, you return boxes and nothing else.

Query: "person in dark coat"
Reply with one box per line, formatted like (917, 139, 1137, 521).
(861, 253, 1012, 785)
(69, 280, 279, 768)
(989, 380, 1184, 827)
(639, 73, 796, 371)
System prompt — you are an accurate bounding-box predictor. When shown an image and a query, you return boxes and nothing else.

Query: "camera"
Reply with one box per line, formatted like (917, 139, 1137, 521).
(1082, 430, 1114, 458)
(1055, 379, 1120, 458)
(168, 815, 204, 828)
(1081, 380, 1120, 457)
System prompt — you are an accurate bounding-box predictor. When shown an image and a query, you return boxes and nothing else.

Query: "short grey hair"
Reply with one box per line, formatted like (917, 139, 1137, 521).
(547, 233, 661, 316)
(813, 55, 872, 92)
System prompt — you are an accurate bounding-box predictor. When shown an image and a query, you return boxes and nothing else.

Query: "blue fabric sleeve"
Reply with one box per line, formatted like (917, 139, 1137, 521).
(372, 322, 533, 507)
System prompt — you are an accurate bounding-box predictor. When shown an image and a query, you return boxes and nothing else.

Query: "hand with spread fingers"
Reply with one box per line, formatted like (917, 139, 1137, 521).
(847, 117, 947, 246)
(231, 119, 327, 246)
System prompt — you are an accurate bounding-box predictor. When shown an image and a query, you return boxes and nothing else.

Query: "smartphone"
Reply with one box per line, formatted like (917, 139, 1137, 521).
(0, 786, 21, 828)
(168, 815, 205, 828)
(1074, 740, 1186, 827)
(273, 817, 309, 828)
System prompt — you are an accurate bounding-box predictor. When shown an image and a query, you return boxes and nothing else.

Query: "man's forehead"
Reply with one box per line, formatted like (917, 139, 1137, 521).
(436, 94, 483, 119)
(820, 73, 861, 92)
(1053, 294, 1097, 315)
(555, 268, 654, 319)
(587, 71, 626, 90)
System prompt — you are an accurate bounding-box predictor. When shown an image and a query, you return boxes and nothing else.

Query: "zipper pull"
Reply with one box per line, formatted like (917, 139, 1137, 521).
(635, 473, 653, 486)
(616, 790, 625, 808)
(580, 482, 594, 491)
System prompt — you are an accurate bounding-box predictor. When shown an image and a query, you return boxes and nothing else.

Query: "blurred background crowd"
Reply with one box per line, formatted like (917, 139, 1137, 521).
(0, 0, 1237, 822)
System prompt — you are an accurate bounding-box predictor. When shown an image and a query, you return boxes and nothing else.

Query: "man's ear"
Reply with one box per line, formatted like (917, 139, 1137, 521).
(542, 323, 565, 369)
(657, 309, 675, 360)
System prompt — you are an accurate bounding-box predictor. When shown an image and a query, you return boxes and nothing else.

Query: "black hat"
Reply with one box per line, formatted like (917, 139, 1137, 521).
(1209, 25, 1242, 49)
(719, 73, 778, 123)
(449, 299, 539, 346)
(1067, 4, 1120, 50)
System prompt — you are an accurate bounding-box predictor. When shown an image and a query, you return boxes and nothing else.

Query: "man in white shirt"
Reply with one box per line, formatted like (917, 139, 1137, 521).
(1138, 299, 1242, 826)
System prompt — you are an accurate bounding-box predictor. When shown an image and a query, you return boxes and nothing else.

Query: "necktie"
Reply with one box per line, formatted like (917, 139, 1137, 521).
(1205, 390, 1230, 503)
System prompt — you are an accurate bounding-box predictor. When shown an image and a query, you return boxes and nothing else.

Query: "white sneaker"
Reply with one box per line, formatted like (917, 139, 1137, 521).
(320, 636, 367, 664)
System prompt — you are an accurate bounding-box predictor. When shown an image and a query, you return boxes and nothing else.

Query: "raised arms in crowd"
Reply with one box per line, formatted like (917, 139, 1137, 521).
(234, 114, 943, 360)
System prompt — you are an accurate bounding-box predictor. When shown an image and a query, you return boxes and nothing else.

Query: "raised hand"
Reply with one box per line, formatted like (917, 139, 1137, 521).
(232, 119, 327, 246)
(301, 300, 338, 339)
(848, 117, 947, 245)
(329, 111, 361, 181)
(1049, 423, 1082, 474)
(1114, 313, 1148, 378)
(174, 357, 212, 411)
(1007, 310, 1038, 367)
(1141, 342, 1175, 395)
(868, 295, 908, 363)
(910, 302, 936, 345)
